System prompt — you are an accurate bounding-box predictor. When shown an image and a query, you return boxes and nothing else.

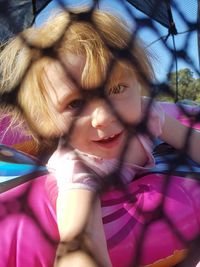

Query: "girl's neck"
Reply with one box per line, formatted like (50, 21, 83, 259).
(123, 136, 148, 167)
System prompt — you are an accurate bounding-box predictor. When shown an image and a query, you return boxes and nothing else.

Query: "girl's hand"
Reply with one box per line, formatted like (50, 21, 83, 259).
(54, 246, 98, 267)
(54, 239, 80, 265)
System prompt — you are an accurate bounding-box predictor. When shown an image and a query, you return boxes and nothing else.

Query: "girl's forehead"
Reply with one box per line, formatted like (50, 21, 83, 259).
(42, 54, 85, 97)
(44, 53, 137, 92)
(47, 54, 85, 82)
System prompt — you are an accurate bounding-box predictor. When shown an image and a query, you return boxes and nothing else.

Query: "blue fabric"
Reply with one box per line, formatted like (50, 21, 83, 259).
(150, 143, 200, 177)
(0, 144, 47, 193)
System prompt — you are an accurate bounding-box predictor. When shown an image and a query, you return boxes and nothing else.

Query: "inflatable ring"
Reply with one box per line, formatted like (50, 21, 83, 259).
(1, 144, 200, 267)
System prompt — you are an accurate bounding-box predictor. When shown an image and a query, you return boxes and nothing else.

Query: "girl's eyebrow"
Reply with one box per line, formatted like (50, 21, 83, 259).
(57, 90, 81, 112)
(43, 67, 80, 112)
(56, 93, 70, 112)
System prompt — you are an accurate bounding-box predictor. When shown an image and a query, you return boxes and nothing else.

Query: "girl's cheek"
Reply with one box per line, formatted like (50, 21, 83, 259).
(121, 107, 142, 124)
(55, 113, 73, 135)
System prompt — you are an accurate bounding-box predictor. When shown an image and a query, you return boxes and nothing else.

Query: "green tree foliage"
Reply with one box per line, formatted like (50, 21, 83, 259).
(157, 68, 200, 103)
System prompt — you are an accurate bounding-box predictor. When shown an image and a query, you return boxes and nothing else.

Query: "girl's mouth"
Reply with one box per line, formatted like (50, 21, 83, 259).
(93, 132, 123, 148)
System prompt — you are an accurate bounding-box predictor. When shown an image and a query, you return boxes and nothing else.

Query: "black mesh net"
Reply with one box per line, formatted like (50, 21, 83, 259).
(0, 1, 200, 267)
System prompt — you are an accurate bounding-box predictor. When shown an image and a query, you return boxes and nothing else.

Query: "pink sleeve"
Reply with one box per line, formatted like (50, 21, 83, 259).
(47, 150, 102, 193)
(142, 97, 165, 138)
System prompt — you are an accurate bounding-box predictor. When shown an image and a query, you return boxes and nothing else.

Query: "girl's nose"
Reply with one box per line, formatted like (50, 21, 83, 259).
(91, 102, 116, 129)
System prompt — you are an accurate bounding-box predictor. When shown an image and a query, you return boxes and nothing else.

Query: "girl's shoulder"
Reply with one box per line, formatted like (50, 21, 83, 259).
(141, 97, 165, 137)
(47, 147, 118, 176)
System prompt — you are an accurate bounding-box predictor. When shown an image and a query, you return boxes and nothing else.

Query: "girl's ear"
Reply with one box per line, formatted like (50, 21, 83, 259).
(140, 83, 151, 96)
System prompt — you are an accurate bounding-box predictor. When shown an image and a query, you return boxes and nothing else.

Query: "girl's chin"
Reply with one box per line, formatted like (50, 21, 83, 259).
(76, 149, 120, 160)
(90, 149, 121, 160)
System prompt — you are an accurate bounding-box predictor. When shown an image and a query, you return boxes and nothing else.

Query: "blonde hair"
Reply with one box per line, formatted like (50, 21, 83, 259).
(0, 8, 154, 142)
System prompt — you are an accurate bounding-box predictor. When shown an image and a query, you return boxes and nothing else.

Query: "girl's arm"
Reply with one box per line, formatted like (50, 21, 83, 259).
(55, 188, 112, 267)
(160, 114, 200, 164)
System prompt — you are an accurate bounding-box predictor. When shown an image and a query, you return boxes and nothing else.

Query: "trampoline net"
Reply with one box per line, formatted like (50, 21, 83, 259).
(0, 0, 200, 267)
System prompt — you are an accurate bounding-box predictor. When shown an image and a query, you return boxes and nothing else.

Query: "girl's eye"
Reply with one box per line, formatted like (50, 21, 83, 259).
(67, 99, 85, 110)
(108, 85, 126, 96)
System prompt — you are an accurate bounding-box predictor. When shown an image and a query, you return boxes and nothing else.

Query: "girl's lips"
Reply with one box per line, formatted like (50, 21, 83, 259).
(92, 131, 123, 148)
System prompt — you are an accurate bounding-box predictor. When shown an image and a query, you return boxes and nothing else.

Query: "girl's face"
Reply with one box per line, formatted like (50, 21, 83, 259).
(44, 54, 142, 159)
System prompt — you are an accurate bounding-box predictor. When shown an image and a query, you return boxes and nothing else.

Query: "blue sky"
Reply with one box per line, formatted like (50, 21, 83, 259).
(36, 0, 199, 82)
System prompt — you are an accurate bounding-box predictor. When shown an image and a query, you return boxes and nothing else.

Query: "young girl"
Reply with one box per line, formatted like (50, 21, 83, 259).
(1, 8, 200, 267)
